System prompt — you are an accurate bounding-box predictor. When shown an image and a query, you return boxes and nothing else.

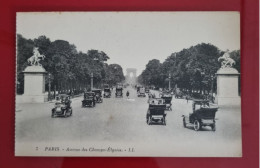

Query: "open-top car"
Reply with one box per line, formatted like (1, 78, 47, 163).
(137, 87, 146, 97)
(103, 88, 111, 98)
(115, 87, 123, 97)
(92, 89, 103, 103)
(52, 94, 72, 118)
(82, 92, 96, 107)
(161, 94, 172, 111)
(182, 100, 218, 131)
(146, 98, 166, 125)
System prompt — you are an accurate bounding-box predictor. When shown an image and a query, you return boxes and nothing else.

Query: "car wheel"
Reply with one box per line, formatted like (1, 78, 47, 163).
(163, 118, 166, 126)
(211, 123, 216, 131)
(183, 118, 186, 128)
(148, 117, 152, 125)
(194, 120, 200, 131)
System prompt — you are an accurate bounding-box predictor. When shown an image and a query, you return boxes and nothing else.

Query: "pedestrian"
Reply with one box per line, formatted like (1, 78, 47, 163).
(186, 94, 189, 103)
(126, 91, 130, 99)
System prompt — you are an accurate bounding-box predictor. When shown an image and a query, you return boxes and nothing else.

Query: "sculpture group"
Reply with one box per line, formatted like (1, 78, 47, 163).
(27, 47, 45, 66)
(218, 50, 235, 68)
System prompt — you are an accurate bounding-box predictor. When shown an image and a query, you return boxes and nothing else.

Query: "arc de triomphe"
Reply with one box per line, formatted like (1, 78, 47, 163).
(126, 68, 137, 85)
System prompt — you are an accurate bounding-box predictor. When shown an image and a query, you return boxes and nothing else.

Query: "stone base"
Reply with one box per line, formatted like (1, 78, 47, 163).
(216, 96, 241, 106)
(17, 94, 48, 103)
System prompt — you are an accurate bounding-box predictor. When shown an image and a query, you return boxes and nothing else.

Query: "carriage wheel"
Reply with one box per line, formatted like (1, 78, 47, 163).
(194, 120, 201, 131)
(183, 118, 186, 128)
(211, 123, 216, 131)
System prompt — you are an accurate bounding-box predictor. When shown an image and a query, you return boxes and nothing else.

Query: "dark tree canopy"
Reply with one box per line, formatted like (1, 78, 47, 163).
(16, 34, 124, 94)
(138, 43, 240, 94)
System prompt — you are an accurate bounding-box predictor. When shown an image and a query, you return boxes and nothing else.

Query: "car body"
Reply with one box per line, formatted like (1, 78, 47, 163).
(161, 94, 172, 111)
(82, 92, 96, 107)
(145, 87, 150, 93)
(175, 89, 184, 99)
(146, 98, 166, 125)
(92, 89, 103, 103)
(137, 87, 146, 97)
(115, 87, 123, 97)
(182, 100, 218, 131)
(103, 88, 111, 98)
(52, 94, 72, 118)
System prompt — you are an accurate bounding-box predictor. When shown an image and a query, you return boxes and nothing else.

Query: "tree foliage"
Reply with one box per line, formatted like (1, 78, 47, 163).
(138, 43, 240, 93)
(16, 34, 124, 94)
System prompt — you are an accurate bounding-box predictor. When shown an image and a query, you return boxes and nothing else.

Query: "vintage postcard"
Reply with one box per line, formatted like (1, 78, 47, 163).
(15, 12, 241, 156)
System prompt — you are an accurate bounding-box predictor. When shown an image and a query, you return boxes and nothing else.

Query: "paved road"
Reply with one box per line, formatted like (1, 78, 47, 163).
(16, 86, 242, 156)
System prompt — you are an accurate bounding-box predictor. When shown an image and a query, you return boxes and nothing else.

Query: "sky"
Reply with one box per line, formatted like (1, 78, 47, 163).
(17, 12, 240, 76)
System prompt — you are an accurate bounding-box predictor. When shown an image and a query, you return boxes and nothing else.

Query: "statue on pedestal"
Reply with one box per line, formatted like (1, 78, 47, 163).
(218, 50, 235, 68)
(216, 50, 240, 106)
(27, 47, 45, 66)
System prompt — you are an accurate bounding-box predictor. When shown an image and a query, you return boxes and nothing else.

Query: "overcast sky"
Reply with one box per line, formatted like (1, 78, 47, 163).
(17, 12, 240, 76)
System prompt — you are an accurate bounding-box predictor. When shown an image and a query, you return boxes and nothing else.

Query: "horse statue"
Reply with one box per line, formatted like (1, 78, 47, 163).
(27, 47, 45, 66)
(218, 50, 235, 68)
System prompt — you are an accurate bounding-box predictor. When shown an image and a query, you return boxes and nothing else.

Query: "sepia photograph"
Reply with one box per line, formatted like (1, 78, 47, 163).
(15, 12, 241, 157)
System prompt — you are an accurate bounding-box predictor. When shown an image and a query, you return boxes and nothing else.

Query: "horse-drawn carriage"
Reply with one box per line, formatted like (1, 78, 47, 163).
(82, 92, 96, 107)
(92, 89, 103, 103)
(52, 94, 72, 118)
(182, 100, 218, 131)
(146, 98, 166, 125)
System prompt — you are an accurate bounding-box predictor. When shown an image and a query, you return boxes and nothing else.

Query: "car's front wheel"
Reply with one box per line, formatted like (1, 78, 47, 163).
(211, 123, 216, 131)
(194, 120, 201, 131)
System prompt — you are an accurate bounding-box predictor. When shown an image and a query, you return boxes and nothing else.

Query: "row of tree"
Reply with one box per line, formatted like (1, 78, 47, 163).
(138, 43, 240, 94)
(17, 34, 125, 94)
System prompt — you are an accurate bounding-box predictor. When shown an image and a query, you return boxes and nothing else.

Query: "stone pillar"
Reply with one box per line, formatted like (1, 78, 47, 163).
(21, 66, 48, 103)
(216, 67, 240, 106)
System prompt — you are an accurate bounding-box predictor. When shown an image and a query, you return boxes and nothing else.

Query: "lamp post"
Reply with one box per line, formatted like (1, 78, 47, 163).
(48, 73, 51, 101)
(168, 73, 171, 90)
(210, 74, 214, 102)
(91, 72, 93, 91)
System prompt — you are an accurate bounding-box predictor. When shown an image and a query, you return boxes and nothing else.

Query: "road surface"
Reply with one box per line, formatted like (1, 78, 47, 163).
(16, 86, 242, 156)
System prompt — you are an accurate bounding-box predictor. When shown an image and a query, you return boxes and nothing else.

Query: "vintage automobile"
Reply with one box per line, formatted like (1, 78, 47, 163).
(161, 94, 172, 111)
(103, 84, 109, 89)
(52, 94, 72, 118)
(182, 100, 218, 131)
(82, 92, 96, 107)
(175, 89, 184, 99)
(145, 87, 150, 93)
(115, 87, 123, 97)
(137, 87, 146, 97)
(136, 85, 142, 93)
(92, 89, 103, 103)
(146, 98, 166, 125)
(191, 92, 206, 100)
(103, 88, 111, 98)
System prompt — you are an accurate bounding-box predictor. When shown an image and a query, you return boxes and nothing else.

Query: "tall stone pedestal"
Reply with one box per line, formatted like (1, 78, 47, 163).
(20, 66, 48, 103)
(216, 68, 240, 106)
